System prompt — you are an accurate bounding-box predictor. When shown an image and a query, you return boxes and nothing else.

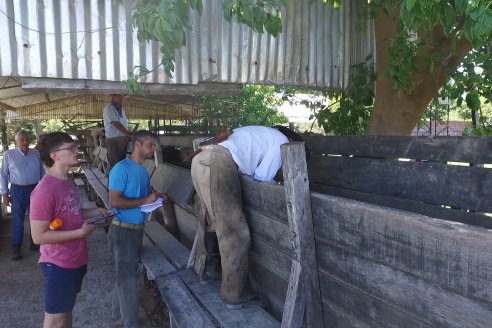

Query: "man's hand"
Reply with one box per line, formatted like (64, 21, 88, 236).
(2, 194, 11, 206)
(144, 192, 159, 205)
(79, 221, 97, 237)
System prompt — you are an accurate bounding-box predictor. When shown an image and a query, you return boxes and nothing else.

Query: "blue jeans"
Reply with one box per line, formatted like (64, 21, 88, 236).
(107, 224, 143, 328)
(10, 184, 35, 246)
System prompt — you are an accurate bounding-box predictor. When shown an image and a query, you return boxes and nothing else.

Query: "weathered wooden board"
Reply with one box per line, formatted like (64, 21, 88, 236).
(310, 192, 492, 303)
(82, 167, 98, 180)
(245, 208, 291, 253)
(304, 135, 492, 163)
(178, 269, 280, 328)
(240, 177, 287, 221)
(174, 205, 198, 245)
(145, 220, 190, 270)
(281, 142, 323, 327)
(311, 183, 492, 229)
(87, 177, 109, 208)
(249, 259, 288, 321)
(150, 163, 195, 207)
(321, 299, 374, 328)
(308, 155, 492, 212)
(142, 159, 156, 176)
(250, 236, 291, 282)
(280, 260, 304, 328)
(155, 273, 215, 328)
(141, 235, 176, 280)
(320, 272, 427, 328)
(317, 240, 492, 328)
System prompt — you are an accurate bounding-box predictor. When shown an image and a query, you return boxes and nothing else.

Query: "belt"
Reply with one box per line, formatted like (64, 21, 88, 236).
(11, 183, 37, 188)
(112, 220, 145, 230)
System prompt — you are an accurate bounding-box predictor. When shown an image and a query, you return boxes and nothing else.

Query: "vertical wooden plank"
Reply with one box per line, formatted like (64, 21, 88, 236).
(281, 260, 305, 328)
(281, 142, 324, 328)
(154, 144, 163, 165)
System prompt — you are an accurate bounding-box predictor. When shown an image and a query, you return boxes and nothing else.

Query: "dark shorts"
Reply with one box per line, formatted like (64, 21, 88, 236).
(41, 263, 87, 314)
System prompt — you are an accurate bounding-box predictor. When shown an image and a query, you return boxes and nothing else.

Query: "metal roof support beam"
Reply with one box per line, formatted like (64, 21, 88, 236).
(21, 78, 243, 96)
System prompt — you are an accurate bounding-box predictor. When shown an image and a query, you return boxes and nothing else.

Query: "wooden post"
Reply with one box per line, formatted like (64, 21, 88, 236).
(280, 142, 324, 328)
(154, 143, 163, 166)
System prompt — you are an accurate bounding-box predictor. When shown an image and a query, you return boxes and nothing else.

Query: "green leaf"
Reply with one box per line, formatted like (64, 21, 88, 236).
(195, 0, 203, 15)
(175, 0, 189, 22)
(223, 0, 234, 21)
(406, 0, 417, 11)
(466, 92, 481, 110)
(454, 0, 465, 14)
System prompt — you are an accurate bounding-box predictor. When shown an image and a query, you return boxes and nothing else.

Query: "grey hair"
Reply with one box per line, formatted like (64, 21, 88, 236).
(15, 130, 30, 141)
(132, 130, 157, 145)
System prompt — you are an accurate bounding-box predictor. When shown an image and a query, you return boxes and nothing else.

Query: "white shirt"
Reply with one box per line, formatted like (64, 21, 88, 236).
(103, 103, 129, 138)
(219, 126, 288, 182)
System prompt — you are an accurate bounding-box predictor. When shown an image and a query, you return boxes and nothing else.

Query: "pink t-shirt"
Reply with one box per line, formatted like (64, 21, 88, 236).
(30, 175, 88, 269)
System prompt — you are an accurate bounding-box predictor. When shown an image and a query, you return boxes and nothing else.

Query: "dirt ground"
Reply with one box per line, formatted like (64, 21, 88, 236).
(0, 214, 169, 328)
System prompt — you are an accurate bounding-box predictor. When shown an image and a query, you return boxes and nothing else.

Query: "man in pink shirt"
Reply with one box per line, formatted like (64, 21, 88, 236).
(30, 132, 112, 328)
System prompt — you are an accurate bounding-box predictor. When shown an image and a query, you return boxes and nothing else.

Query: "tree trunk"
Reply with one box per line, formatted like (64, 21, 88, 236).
(366, 6, 473, 136)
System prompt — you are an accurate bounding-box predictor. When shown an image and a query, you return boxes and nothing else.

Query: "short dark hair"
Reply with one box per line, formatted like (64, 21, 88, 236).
(272, 125, 310, 161)
(273, 125, 304, 142)
(132, 130, 157, 146)
(39, 132, 74, 167)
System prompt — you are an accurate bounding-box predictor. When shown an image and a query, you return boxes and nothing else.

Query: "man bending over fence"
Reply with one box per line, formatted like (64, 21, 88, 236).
(190, 125, 306, 308)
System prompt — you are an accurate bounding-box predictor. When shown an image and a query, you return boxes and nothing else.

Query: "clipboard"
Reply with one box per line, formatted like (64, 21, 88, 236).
(87, 212, 118, 225)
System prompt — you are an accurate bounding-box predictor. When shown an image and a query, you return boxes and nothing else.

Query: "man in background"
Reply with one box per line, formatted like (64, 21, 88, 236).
(103, 94, 133, 170)
(1, 130, 44, 260)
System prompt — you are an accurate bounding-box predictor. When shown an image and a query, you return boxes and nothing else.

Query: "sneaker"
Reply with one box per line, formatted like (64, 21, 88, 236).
(11, 254, 22, 261)
(199, 271, 222, 286)
(11, 246, 22, 261)
(109, 319, 123, 328)
(224, 294, 269, 310)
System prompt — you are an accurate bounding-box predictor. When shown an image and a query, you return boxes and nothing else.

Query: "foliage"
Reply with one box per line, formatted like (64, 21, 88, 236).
(198, 85, 287, 133)
(282, 56, 375, 135)
(41, 120, 66, 133)
(6, 120, 36, 145)
(369, 0, 492, 93)
(130, 0, 492, 134)
(440, 44, 492, 112)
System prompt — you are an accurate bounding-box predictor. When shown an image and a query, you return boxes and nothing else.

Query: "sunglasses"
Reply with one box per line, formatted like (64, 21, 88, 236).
(53, 144, 78, 152)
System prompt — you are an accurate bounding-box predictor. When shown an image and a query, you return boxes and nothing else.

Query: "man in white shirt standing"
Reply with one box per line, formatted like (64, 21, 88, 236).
(1, 131, 44, 260)
(103, 94, 133, 171)
(191, 125, 306, 307)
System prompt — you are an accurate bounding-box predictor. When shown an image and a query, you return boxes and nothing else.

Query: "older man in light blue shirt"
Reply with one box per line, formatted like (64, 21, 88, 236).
(103, 94, 133, 171)
(1, 131, 44, 260)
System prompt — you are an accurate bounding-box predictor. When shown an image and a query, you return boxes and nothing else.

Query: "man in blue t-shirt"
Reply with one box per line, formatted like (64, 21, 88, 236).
(107, 130, 159, 328)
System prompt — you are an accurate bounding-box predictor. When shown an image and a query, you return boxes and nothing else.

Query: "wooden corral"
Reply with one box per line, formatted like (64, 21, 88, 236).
(156, 135, 492, 327)
(81, 135, 492, 327)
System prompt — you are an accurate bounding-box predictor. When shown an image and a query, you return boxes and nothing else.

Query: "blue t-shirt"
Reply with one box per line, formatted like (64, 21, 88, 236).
(109, 158, 150, 224)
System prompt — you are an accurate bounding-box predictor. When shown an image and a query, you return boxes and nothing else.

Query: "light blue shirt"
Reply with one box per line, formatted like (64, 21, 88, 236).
(109, 158, 150, 225)
(1, 147, 44, 194)
(103, 103, 129, 138)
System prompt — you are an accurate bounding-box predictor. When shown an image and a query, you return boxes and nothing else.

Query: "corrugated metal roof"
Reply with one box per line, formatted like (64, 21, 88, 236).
(0, 0, 374, 90)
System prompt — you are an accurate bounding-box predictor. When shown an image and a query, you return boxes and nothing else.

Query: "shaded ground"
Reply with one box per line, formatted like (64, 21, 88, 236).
(0, 214, 168, 328)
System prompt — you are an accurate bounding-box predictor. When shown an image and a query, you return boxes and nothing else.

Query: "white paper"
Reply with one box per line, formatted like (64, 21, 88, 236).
(140, 197, 164, 213)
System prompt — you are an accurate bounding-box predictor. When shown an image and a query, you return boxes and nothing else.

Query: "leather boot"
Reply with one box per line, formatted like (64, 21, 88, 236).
(11, 245, 22, 261)
(200, 232, 221, 284)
